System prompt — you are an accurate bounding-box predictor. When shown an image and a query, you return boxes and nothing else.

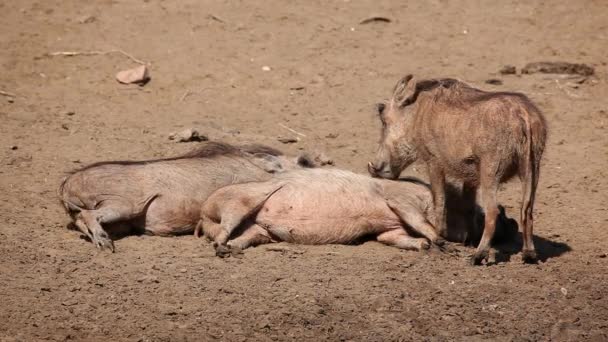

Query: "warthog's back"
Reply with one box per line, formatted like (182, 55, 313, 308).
(60, 155, 272, 212)
(255, 169, 402, 244)
(414, 82, 545, 182)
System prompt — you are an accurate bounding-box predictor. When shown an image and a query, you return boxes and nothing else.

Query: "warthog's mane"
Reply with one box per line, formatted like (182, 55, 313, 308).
(68, 142, 284, 173)
(417, 77, 534, 109)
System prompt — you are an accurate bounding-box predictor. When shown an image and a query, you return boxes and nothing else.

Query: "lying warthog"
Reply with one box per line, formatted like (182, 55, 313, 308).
(369, 75, 547, 265)
(197, 168, 515, 256)
(59, 142, 314, 251)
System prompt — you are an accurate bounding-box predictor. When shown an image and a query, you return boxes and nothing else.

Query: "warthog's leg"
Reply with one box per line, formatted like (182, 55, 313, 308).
(386, 199, 444, 246)
(74, 218, 94, 242)
(428, 165, 447, 236)
(226, 223, 273, 250)
(519, 157, 540, 263)
(76, 209, 120, 252)
(376, 229, 430, 251)
(75, 200, 151, 252)
(212, 183, 283, 249)
(472, 167, 500, 265)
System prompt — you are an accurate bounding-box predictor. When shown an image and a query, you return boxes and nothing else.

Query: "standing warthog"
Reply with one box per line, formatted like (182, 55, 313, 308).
(197, 168, 450, 256)
(59, 142, 314, 251)
(369, 75, 547, 265)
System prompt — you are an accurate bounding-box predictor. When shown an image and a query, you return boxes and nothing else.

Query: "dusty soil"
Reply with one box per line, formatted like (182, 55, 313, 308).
(1, 1, 607, 341)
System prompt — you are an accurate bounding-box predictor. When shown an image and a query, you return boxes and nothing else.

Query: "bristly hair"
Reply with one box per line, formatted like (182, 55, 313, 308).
(68, 141, 284, 173)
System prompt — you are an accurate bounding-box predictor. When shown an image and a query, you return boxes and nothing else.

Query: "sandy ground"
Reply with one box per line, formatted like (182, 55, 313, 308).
(1, 0, 607, 341)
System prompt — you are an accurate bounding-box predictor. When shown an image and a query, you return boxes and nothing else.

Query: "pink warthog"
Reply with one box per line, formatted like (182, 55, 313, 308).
(198, 168, 454, 257)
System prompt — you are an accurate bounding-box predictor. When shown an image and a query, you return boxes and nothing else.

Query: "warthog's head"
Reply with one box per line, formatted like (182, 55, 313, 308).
(369, 74, 421, 179)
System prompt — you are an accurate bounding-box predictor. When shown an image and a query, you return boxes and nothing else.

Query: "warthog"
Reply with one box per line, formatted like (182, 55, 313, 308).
(369, 75, 547, 265)
(59, 142, 313, 251)
(197, 168, 519, 257)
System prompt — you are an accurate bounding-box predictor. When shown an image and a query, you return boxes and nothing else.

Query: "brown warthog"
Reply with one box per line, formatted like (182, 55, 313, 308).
(59, 142, 314, 251)
(197, 168, 463, 256)
(369, 75, 547, 265)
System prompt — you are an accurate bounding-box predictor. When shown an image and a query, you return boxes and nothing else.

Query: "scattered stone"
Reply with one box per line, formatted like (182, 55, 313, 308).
(136, 275, 159, 284)
(62, 299, 79, 306)
(265, 245, 305, 255)
(314, 152, 334, 166)
(65, 111, 75, 116)
(262, 66, 271, 71)
(277, 136, 298, 144)
(10, 145, 18, 150)
(485, 79, 503, 85)
(325, 132, 339, 139)
(499, 65, 517, 75)
(168, 129, 208, 143)
(560, 287, 568, 296)
(522, 62, 594, 76)
(599, 253, 607, 258)
(359, 16, 392, 25)
(116, 65, 150, 85)
(564, 76, 588, 89)
(78, 15, 96, 24)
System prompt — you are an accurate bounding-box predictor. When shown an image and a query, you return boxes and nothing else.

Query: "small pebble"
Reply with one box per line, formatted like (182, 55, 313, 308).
(314, 152, 334, 166)
(485, 79, 503, 85)
(499, 65, 517, 75)
(277, 136, 298, 144)
(168, 129, 208, 143)
(116, 65, 150, 85)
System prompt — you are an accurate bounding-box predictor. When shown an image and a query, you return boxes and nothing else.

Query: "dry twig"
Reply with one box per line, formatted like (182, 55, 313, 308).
(0, 90, 16, 98)
(49, 49, 148, 65)
(278, 123, 306, 137)
(554, 79, 581, 99)
(179, 91, 192, 102)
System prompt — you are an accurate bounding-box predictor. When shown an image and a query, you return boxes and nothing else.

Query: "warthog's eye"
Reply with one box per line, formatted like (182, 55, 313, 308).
(376, 103, 386, 115)
(376, 103, 387, 127)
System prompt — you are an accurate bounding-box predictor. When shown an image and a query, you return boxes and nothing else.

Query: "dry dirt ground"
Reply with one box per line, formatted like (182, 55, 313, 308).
(1, 1, 607, 341)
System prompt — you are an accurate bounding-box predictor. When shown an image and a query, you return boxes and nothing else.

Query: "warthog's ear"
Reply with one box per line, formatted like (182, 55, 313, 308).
(393, 75, 441, 108)
(392, 74, 415, 107)
(296, 153, 316, 168)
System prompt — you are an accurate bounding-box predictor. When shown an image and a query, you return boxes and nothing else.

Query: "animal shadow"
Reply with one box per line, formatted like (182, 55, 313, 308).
(66, 221, 145, 242)
(488, 207, 571, 263)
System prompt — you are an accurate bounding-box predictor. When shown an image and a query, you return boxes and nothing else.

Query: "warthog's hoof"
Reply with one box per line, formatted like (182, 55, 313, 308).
(93, 233, 115, 253)
(214, 244, 232, 258)
(433, 237, 446, 247)
(522, 249, 538, 264)
(419, 239, 431, 250)
(470, 250, 489, 266)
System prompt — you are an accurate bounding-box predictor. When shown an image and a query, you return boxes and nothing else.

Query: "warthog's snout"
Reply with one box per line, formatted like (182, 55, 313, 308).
(368, 161, 397, 179)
